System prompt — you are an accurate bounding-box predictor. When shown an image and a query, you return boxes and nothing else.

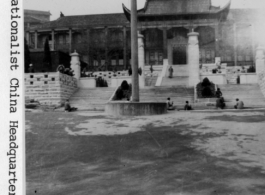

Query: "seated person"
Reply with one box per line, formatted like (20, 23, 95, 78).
(184, 101, 192, 111)
(215, 88, 223, 98)
(64, 99, 77, 112)
(167, 98, 175, 110)
(216, 97, 226, 109)
(234, 98, 244, 109)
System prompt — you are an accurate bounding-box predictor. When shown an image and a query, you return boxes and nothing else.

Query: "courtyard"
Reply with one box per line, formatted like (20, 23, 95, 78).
(26, 110, 265, 195)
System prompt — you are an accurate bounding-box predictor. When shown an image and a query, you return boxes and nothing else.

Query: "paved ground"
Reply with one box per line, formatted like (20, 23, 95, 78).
(26, 110, 265, 195)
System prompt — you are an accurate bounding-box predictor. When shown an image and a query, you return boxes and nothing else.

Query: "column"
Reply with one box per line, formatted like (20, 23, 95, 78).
(256, 46, 265, 74)
(251, 24, 256, 64)
(215, 24, 220, 57)
(69, 28, 72, 53)
(70, 50, 81, 81)
(26, 31, 30, 44)
(163, 28, 168, 59)
(131, 0, 139, 102)
(34, 31, 38, 49)
(187, 32, 200, 87)
(123, 26, 127, 70)
(138, 33, 145, 88)
(86, 29, 91, 69)
(105, 27, 108, 71)
(51, 30, 55, 51)
(233, 23, 237, 66)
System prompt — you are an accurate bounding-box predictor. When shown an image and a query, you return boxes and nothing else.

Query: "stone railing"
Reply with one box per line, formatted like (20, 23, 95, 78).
(258, 71, 265, 98)
(25, 72, 78, 106)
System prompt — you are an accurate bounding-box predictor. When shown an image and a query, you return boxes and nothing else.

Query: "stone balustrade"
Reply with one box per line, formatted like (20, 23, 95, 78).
(25, 72, 78, 106)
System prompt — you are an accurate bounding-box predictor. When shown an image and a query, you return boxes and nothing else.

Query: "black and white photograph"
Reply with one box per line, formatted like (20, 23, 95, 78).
(1, 0, 265, 194)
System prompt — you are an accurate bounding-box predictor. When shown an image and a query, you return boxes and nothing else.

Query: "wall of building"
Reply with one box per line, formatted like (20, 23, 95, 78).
(25, 72, 78, 106)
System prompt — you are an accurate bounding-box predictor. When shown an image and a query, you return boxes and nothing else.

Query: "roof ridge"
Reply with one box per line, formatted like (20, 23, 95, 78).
(60, 12, 124, 18)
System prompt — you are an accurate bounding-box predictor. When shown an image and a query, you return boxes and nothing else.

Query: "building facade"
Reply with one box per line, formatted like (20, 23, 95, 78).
(25, 0, 265, 71)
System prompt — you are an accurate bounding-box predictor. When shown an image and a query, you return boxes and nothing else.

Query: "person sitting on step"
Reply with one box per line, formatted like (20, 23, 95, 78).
(167, 97, 175, 110)
(215, 88, 223, 98)
(184, 101, 192, 111)
(64, 99, 78, 112)
(216, 97, 225, 109)
(234, 98, 244, 109)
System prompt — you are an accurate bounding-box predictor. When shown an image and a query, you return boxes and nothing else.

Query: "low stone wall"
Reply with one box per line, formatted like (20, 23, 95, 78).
(105, 102, 167, 116)
(25, 72, 78, 106)
(240, 73, 257, 84)
(258, 71, 265, 98)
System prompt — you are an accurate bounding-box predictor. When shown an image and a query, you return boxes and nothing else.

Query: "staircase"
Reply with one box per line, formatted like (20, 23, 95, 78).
(226, 73, 238, 84)
(145, 76, 158, 86)
(161, 76, 189, 86)
(69, 88, 115, 111)
(217, 84, 265, 108)
(160, 65, 189, 87)
(140, 86, 194, 107)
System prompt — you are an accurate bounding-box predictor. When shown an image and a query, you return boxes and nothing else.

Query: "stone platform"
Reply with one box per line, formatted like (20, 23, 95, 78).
(105, 101, 167, 116)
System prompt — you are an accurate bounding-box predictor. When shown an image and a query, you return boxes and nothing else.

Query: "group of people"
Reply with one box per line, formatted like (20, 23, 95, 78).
(215, 88, 244, 110)
(167, 98, 192, 111)
(166, 88, 244, 111)
(57, 65, 74, 76)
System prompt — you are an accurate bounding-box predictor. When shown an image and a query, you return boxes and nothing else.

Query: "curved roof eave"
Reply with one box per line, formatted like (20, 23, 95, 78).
(123, 0, 231, 20)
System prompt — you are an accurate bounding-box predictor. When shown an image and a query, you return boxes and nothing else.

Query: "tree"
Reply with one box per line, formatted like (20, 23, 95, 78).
(24, 38, 31, 73)
(43, 38, 52, 70)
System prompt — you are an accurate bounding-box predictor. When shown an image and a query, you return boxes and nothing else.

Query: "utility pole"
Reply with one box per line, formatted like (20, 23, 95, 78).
(131, 0, 139, 102)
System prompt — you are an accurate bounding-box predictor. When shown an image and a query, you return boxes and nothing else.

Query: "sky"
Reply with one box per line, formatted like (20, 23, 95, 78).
(24, 0, 265, 20)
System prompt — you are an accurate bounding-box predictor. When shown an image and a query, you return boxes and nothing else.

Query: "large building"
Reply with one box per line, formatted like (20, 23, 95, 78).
(25, 0, 265, 71)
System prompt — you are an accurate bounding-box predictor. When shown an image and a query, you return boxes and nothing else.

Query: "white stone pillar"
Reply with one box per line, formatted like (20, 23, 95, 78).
(187, 32, 200, 87)
(138, 33, 145, 88)
(70, 50, 81, 81)
(256, 46, 265, 74)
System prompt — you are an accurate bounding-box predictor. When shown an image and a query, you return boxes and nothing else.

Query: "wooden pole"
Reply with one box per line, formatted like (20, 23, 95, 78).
(131, 0, 139, 102)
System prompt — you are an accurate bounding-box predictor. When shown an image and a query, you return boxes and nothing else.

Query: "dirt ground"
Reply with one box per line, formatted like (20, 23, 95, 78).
(26, 110, 265, 195)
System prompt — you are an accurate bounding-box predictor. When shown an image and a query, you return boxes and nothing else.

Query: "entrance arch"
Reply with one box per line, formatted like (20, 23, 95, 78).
(167, 27, 189, 65)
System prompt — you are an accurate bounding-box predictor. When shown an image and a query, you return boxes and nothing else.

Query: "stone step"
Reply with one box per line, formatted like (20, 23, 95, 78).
(161, 76, 188, 86)
(69, 87, 116, 110)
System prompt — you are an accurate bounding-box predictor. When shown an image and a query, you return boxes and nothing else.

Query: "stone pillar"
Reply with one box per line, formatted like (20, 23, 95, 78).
(70, 50, 81, 80)
(34, 31, 38, 49)
(123, 26, 127, 70)
(163, 28, 168, 60)
(256, 46, 265, 74)
(131, 0, 139, 102)
(233, 24, 237, 67)
(138, 33, 145, 88)
(215, 24, 220, 57)
(51, 30, 55, 51)
(69, 29, 72, 53)
(105, 27, 109, 71)
(187, 32, 200, 87)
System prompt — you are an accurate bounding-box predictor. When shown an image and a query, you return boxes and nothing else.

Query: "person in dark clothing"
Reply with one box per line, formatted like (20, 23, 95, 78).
(128, 66, 132, 76)
(216, 97, 225, 109)
(184, 101, 192, 110)
(64, 100, 77, 112)
(215, 88, 223, 98)
(167, 97, 175, 110)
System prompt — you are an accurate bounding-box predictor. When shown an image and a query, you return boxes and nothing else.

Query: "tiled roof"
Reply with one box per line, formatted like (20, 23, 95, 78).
(24, 16, 43, 23)
(24, 9, 51, 16)
(30, 13, 129, 30)
(143, 0, 213, 15)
